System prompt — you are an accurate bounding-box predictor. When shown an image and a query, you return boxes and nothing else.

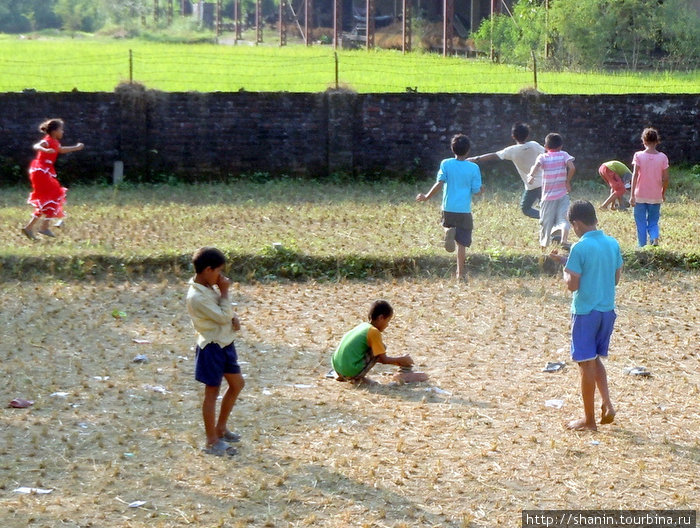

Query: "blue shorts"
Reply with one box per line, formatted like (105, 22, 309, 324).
(571, 310, 616, 362)
(195, 342, 240, 386)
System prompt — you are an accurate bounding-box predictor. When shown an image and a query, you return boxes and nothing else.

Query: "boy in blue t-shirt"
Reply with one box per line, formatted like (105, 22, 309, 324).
(551, 200, 622, 431)
(416, 134, 482, 280)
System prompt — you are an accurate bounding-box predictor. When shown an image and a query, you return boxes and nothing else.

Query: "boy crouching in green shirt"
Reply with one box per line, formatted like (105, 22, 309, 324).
(331, 300, 428, 384)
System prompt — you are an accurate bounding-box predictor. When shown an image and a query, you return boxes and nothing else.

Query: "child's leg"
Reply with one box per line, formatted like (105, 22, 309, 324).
(215, 373, 245, 438)
(520, 188, 540, 219)
(456, 243, 466, 278)
(202, 384, 222, 446)
(600, 190, 616, 210)
(538, 200, 555, 248)
(646, 204, 661, 243)
(594, 358, 615, 424)
(567, 360, 598, 431)
(633, 204, 648, 246)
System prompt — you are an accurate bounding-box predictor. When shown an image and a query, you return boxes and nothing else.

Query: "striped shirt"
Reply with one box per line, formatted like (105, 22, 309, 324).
(533, 150, 574, 201)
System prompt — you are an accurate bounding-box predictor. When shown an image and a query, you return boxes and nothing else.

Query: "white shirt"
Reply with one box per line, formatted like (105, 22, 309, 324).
(186, 279, 236, 347)
(497, 141, 545, 190)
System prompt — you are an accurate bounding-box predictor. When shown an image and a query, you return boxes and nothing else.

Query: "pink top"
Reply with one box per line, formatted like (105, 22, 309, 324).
(632, 151, 668, 204)
(534, 150, 574, 201)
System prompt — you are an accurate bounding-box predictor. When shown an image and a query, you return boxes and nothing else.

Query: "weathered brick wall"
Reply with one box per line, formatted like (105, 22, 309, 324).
(0, 90, 697, 184)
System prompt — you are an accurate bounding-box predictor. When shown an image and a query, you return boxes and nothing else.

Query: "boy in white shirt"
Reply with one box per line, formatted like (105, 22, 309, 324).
(186, 247, 243, 456)
(469, 122, 544, 219)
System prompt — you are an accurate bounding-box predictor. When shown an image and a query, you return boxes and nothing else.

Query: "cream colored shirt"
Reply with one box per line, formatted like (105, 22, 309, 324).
(186, 279, 236, 347)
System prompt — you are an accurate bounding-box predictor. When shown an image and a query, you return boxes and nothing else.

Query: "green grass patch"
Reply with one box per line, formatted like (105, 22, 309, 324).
(1, 170, 698, 280)
(0, 36, 698, 93)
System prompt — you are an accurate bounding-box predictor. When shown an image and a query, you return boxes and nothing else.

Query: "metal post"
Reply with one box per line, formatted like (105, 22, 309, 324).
(334, 51, 339, 89)
(154, 0, 159, 23)
(443, 0, 453, 57)
(279, 0, 287, 46)
(305, 0, 313, 46)
(234, 0, 242, 41)
(256, 0, 263, 43)
(333, 0, 342, 49)
(402, 0, 411, 53)
(216, 0, 223, 36)
(366, 0, 375, 50)
(129, 49, 133, 83)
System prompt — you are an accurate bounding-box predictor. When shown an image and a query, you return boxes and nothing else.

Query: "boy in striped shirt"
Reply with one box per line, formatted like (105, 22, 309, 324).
(527, 133, 576, 250)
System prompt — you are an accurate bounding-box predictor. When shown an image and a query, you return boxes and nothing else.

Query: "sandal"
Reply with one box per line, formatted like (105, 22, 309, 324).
(203, 439, 237, 456)
(22, 227, 37, 240)
(220, 430, 241, 443)
(39, 229, 56, 237)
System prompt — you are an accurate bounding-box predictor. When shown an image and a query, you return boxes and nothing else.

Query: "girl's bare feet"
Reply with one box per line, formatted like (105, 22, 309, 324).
(600, 404, 616, 425)
(566, 418, 597, 431)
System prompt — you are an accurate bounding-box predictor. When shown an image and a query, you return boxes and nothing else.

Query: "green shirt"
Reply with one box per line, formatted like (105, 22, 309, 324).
(603, 160, 632, 176)
(331, 322, 385, 378)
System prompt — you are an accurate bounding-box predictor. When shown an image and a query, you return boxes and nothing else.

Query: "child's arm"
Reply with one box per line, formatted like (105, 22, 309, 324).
(376, 353, 414, 367)
(566, 160, 575, 193)
(59, 143, 84, 154)
(416, 181, 443, 202)
(33, 140, 54, 153)
(630, 165, 640, 206)
(562, 268, 580, 292)
(526, 160, 541, 185)
(467, 152, 500, 164)
(661, 167, 669, 201)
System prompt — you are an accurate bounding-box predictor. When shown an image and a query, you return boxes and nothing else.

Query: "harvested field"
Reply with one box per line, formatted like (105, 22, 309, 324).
(1, 274, 698, 527)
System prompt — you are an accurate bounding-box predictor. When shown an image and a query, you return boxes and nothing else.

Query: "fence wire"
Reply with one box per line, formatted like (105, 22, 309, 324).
(0, 48, 698, 94)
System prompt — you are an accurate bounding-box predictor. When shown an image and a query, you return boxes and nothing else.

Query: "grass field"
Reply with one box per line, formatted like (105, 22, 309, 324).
(0, 175, 698, 279)
(1, 35, 699, 94)
(0, 178, 698, 527)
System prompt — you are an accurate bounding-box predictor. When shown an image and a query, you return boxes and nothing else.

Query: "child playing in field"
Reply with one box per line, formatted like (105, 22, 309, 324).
(22, 119, 84, 240)
(416, 134, 482, 281)
(526, 133, 575, 250)
(468, 122, 544, 219)
(630, 128, 670, 247)
(186, 247, 244, 456)
(331, 300, 428, 384)
(598, 160, 632, 211)
(550, 201, 622, 431)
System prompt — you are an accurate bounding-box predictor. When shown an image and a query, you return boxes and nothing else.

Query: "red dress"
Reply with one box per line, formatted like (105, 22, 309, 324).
(27, 135, 67, 218)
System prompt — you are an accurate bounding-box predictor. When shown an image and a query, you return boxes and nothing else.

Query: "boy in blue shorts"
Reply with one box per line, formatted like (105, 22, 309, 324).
(551, 201, 622, 431)
(186, 247, 244, 456)
(416, 134, 483, 280)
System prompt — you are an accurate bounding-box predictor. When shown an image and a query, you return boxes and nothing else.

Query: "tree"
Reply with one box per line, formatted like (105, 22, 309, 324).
(54, 0, 105, 32)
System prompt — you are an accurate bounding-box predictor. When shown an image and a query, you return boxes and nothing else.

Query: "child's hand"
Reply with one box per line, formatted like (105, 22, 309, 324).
(216, 274, 231, 296)
(629, 196, 636, 206)
(231, 315, 241, 331)
(548, 249, 567, 265)
(76, 143, 84, 150)
(415, 193, 427, 202)
(401, 354, 415, 367)
(526, 176, 534, 185)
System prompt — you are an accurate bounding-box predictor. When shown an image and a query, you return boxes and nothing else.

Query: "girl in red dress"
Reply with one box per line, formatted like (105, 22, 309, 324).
(22, 118, 84, 239)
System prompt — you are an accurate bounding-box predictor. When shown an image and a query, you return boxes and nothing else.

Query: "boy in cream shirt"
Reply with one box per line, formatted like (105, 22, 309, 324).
(186, 247, 243, 456)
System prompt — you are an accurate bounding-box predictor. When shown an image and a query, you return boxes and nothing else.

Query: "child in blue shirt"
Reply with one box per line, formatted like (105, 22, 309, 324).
(551, 200, 622, 431)
(416, 134, 482, 281)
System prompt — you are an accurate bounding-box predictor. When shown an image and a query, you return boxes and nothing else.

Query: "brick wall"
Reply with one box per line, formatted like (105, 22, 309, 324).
(0, 88, 697, 184)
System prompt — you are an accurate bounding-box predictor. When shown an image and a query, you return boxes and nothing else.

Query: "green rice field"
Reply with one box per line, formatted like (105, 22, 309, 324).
(1, 36, 699, 94)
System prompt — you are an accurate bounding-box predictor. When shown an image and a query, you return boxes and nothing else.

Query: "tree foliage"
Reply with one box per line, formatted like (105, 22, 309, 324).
(472, 0, 700, 70)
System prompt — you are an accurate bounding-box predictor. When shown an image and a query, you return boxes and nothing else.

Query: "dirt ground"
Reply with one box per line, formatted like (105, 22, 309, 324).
(0, 273, 698, 527)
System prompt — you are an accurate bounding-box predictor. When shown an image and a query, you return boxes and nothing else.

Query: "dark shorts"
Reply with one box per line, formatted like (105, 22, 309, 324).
(195, 342, 240, 387)
(442, 211, 473, 247)
(571, 310, 616, 362)
(336, 350, 379, 381)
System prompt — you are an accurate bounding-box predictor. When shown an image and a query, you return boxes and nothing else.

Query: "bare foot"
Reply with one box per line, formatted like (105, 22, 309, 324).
(600, 404, 616, 425)
(393, 371, 429, 384)
(566, 418, 597, 431)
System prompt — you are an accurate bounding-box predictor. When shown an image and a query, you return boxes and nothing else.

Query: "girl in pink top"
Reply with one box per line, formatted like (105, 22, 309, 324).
(630, 128, 669, 247)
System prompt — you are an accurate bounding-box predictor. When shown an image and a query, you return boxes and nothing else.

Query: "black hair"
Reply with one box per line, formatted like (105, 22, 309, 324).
(451, 134, 471, 156)
(368, 299, 393, 321)
(511, 123, 530, 142)
(568, 200, 597, 226)
(39, 118, 64, 135)
(544, 133, 563, 150)
(192, 247, 226, 274)
(642, 127, 660, 144)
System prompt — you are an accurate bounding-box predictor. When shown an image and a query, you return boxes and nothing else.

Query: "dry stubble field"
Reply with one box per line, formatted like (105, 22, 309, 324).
(1, 271, 698, 528)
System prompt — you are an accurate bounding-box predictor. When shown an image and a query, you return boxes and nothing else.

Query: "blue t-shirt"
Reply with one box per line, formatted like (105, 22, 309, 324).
(565, 230, 623, 315)
(437, 158, 482, 213)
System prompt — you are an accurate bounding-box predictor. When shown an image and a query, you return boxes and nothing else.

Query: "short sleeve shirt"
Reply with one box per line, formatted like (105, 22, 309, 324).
(603, 160, 632, 177)
(565, 230, 623, 315)
(497, 141, 545, 190)
(186, 279, 236, 347)
(632, 151, 669, 204)
(331, 322, 386, 378)
(437, 158, 482, 213)
(534, 150, 574, 201)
